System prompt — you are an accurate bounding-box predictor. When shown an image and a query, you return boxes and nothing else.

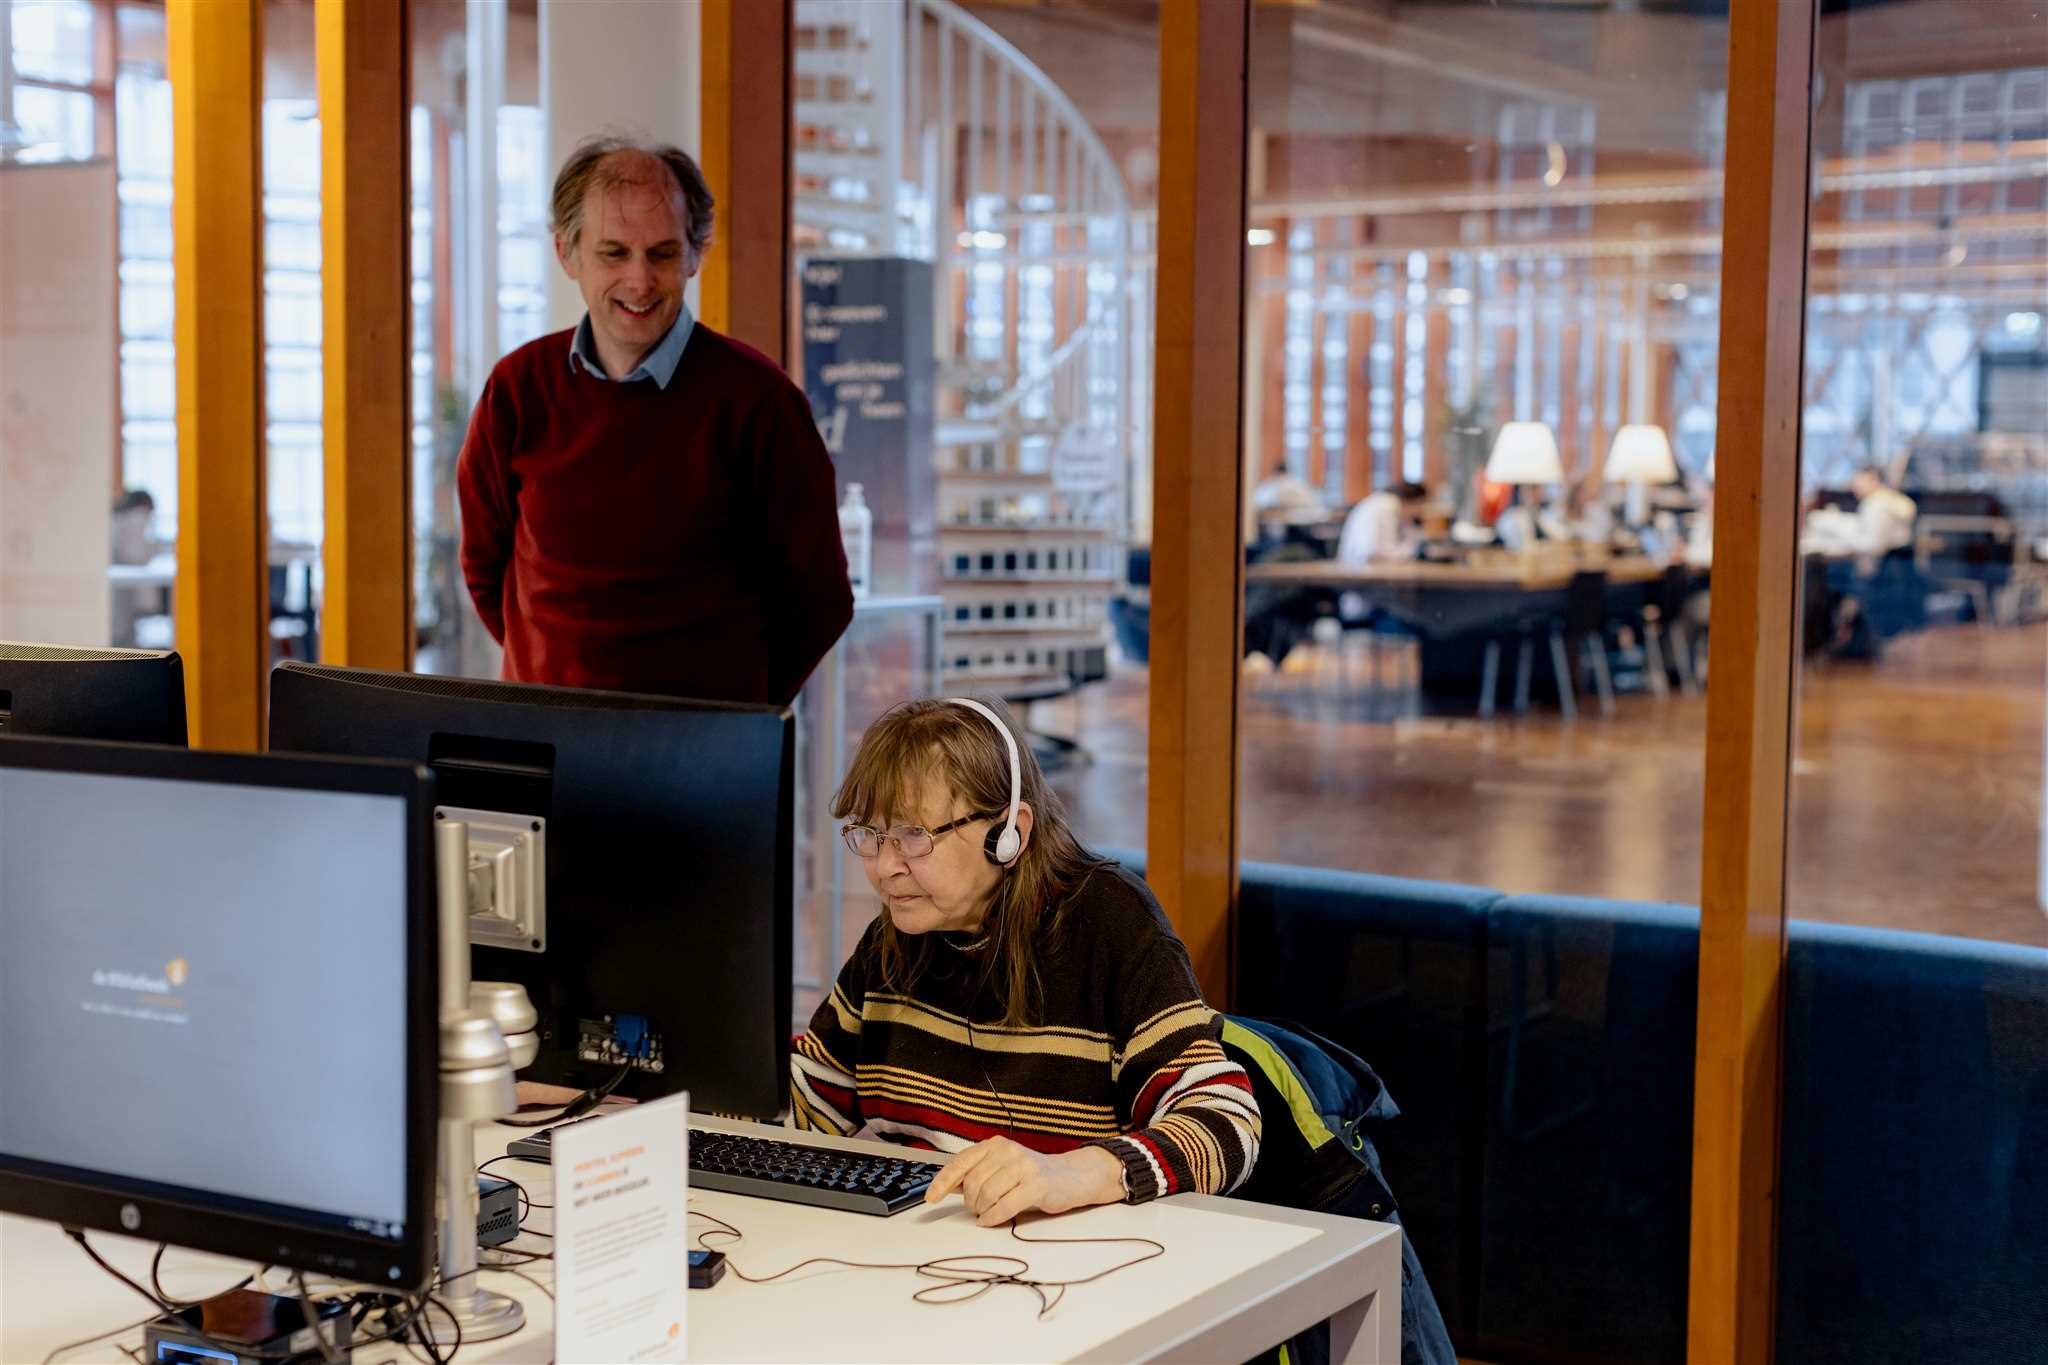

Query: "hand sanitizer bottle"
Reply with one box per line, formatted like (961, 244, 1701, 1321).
(839, 483, 872, 600)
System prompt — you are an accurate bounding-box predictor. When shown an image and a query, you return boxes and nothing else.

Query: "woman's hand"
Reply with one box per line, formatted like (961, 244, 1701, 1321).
(924, 1137, 1125, 1226)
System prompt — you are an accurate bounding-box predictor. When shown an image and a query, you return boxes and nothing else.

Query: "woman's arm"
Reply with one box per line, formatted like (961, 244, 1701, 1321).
(788, 965, 867, 1135)
(1090, 950, 1263, 1202)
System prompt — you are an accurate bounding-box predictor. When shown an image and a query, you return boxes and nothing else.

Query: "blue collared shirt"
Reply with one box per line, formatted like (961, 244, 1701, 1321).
(567, 304, 695, 389)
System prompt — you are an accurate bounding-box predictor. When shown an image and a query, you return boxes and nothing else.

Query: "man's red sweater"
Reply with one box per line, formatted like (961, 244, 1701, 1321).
(456, 324, 853, 705)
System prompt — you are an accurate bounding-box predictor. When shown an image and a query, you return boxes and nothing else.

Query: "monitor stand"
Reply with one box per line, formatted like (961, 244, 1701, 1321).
(431, 817, 526, 1343)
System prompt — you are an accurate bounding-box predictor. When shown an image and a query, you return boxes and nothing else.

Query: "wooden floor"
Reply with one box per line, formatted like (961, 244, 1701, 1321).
(1024, 619, 2047, 949)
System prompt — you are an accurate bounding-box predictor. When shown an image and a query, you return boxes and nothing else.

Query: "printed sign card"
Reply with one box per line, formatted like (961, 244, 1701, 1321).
(552, 1093, 692, 1364)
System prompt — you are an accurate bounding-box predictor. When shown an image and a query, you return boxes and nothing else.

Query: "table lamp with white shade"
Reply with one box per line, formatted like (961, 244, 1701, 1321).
(1486, 421, 1563, 553)
(1605, 423, 1678, 528)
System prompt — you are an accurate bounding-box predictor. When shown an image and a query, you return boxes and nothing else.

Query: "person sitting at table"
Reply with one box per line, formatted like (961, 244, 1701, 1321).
(1805, 464, 1918, 563)
(1566, 473, 1616, 545)
(1850, 464, 1918, 557)
(1336, 480, 1428, 566)
(790, 696, 1262, 1224)
(1330, 480, 1427, 623)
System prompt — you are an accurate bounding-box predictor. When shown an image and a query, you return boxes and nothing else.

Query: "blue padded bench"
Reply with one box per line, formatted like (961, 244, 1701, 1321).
(1104, 854, 2048, 1363)
(1477, 895, 1700, 1364)
(1234, 860, 1501, 1344)
(1778, 922, 2048, 1363)
(1478, 897, 2048, 1365)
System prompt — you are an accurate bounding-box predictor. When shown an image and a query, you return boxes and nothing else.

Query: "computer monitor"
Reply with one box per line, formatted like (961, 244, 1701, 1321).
(0, 641, 187, 745)
(0, 737, 437, 1287)
(267, 662, 794, 1119)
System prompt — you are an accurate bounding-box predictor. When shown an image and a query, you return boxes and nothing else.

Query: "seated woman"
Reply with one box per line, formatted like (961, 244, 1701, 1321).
(790, 696, 1261, 1225)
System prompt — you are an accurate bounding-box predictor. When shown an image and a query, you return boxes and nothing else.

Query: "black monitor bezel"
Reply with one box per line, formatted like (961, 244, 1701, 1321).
(267, 661, 796, 1118)
(0, 642, 188, 746)
(0, 736, 439, 1290)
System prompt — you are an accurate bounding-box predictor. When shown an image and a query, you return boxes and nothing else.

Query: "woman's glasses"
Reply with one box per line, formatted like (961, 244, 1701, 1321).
(841, 812, 996, 859)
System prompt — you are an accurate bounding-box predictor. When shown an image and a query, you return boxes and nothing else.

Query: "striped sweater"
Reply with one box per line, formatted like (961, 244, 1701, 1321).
(789, 862, 1261, 1201)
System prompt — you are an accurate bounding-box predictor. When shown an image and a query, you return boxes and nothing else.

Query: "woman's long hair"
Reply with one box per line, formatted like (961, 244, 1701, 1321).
(830, 695, 1106, 1027)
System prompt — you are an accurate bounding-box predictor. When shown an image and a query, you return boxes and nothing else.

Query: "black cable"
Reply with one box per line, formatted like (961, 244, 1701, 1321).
(66, 1230, 443, 1364)
(147, 1244, 258, 1309)
(966, 1018, 1025, 1136)
(500, 1064, 632, 1127)
(290, 1269, 345, 1365)
(686, 1207, 1165, 1320)
(477, 1155, 554, 1211)
(481, 1261, 556, 1302)
(411, 1290, 462, 1365)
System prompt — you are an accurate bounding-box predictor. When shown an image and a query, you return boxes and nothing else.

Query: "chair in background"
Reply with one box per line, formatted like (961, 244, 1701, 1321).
(1479, 571, 1609, 721)
(1913, 513, 2014, 627)
(1639, 565, 1697, 697)
(1561, 570, 1615, 717)
(999, 675, 1086, 770)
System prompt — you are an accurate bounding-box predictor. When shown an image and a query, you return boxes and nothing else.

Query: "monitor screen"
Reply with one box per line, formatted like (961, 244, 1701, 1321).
(0, 739, 436, 1286)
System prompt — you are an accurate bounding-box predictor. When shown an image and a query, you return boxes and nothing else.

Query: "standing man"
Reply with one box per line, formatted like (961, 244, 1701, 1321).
(458, 136, 852, 704)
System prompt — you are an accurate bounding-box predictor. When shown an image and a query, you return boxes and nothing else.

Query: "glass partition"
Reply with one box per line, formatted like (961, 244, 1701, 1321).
(409, 0, 542, 680)
(1780, 3, 2047, 1357)
(1235, 5, 1728, 1357)
(789, 0, 1157, 1015)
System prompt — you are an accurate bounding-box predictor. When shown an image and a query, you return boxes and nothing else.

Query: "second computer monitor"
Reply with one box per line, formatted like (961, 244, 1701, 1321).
(268, 662, 793, 1118)
(0, 737, 437, 1286)
(0, 641, 186, 745)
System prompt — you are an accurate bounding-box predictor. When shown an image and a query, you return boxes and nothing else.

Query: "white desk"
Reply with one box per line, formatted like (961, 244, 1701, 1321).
(2, 1114, 1402, 1364)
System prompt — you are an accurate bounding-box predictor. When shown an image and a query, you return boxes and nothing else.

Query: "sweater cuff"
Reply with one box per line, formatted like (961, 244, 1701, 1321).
(1089, 1135, 1171, 1205)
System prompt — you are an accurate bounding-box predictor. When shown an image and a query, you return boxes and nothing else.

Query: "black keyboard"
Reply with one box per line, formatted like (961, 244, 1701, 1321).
(506, 1121, 943, 1216)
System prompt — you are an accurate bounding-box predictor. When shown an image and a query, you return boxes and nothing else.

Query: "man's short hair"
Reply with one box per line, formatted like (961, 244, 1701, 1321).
(551, 136, 715, 259)
(1387, 481, 1428, 502)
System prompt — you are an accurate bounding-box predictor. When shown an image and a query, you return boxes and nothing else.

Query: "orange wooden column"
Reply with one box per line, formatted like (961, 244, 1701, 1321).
(1149, 0, 1250, 1008)
(699, 0, 793, 365)
(169, 0, 266, 749)
(317, 0, 413, 670)
(1688, 0, 1818, 1359)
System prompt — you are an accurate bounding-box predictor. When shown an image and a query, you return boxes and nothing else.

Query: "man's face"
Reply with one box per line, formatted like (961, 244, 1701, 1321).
(1851, 470, 1879, 499)
(556, 170, 696, 372)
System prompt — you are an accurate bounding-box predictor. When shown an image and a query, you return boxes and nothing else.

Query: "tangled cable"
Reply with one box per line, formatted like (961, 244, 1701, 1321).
(687, 1207, 1165, 1319)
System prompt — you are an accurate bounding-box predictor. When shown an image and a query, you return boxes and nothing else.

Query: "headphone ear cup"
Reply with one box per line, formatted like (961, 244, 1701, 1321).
(985, 823, 1021, 866)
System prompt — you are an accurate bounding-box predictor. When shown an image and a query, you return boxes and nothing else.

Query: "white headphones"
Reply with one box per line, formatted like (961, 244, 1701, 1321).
(945, 696, 1023, 866)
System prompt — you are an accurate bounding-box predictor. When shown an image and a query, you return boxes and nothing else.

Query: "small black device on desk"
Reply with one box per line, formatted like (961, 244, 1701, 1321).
(145, 1289, 351, 1365)
(477, 1173, 521, 1248)
(689, 1248, 727, 1288)
(507, 1121, 943, 1216)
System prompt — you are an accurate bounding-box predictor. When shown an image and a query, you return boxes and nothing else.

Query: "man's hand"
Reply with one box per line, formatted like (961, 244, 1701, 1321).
(923, 1137, 1125, 1226)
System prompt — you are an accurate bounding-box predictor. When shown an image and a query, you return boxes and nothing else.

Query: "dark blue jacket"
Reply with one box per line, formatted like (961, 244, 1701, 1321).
(1222, 1015, 1455, 1365)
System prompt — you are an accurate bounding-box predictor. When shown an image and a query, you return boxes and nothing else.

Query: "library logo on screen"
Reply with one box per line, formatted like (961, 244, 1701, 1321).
(84, 957, 192, 1025)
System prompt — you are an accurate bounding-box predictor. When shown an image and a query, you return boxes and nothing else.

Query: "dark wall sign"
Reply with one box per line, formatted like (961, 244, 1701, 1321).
(799, 257, 937, 600)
